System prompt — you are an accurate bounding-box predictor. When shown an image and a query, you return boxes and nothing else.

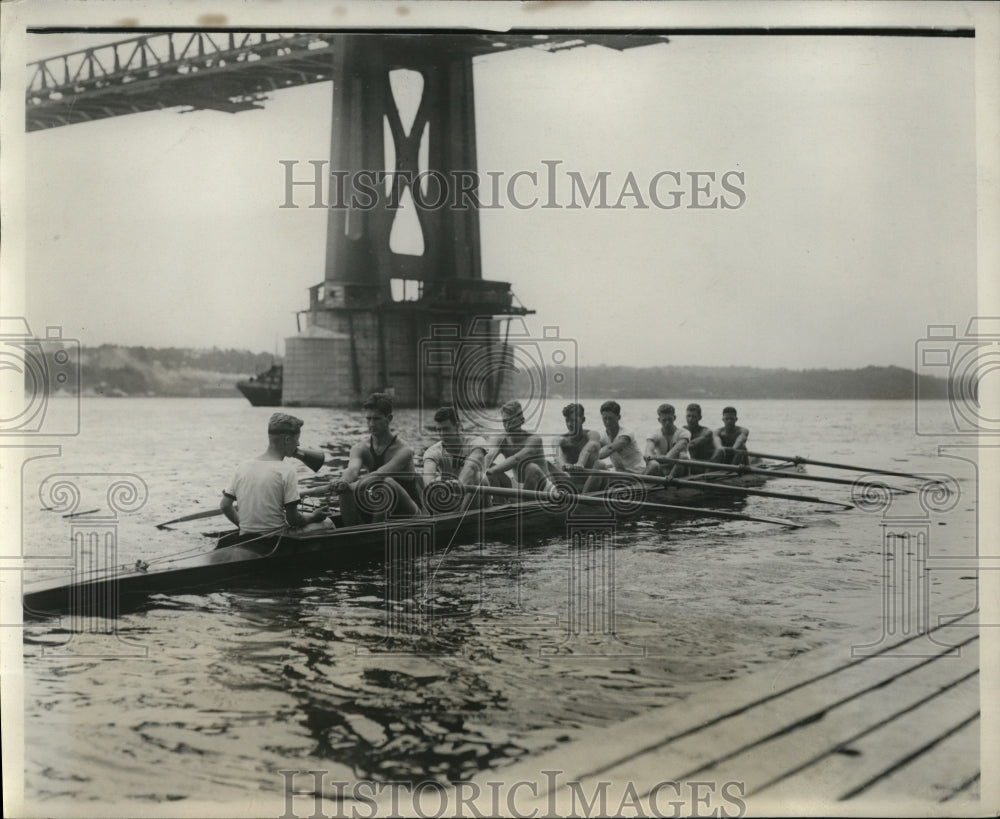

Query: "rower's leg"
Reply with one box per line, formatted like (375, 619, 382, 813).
(644, 461, 665, 477)
(337, 487, 363, 526)
(484, 470, 512, 505)
(521, 463, 549, 492)
(581, 463, 610, 493)
(354, 475, 421, 522)
(386, 477, 422, 519)
(486, 471, 512, 489)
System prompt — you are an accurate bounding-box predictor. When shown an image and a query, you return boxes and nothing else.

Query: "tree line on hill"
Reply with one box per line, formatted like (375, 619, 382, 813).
(74, 345, 955, 400)
(79, 345, 275, 397)
(566, 364, 952, 400)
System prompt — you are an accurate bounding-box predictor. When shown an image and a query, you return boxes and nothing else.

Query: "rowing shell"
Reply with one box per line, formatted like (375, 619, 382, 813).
(22, 462, 799, 618)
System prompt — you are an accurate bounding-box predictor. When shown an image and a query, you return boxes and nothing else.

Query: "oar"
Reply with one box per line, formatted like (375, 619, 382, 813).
(573, 468, 854, 510)
(458, 483, 805, 529)
(61, 508, 102, 518)
(156, 484, 335, 529)
(657, 457, 915, 494)
(727, 448, 937, 482)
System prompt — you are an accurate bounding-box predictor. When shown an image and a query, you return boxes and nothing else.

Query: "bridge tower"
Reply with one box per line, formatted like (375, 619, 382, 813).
(26, 31, 665, 409)
(283, 35, 530, 408)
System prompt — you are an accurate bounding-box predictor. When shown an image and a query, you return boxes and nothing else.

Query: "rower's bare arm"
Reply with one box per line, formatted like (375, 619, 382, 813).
(458, 448, 487, 484)
(606, 434, 633, 456)
(552, 441, 568, 468)
(576, 429, 601, 467)
(335, 444, 365, 489)
(643, 438, 657, 461)
(734, 428, 750, 448)
(576, 437, 600, 467)
(421, 455, 440, 483)
(664, 439, 689, 461)
(375, 444, 416, 477)
(219, 494, 239, 526)
(483, 437, 503, 472)
(693, 428, 714, 446)
(490, 436, 543, 474)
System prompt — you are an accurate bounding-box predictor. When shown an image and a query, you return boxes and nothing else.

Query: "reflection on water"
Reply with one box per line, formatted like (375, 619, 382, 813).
(18, 398, 980, 805)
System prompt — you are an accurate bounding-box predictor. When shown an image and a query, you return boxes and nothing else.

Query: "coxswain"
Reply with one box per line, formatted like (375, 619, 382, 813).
(219, 413, 330, 542)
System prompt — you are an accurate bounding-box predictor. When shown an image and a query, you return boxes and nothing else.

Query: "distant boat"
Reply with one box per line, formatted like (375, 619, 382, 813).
(236, 364, 282, 407)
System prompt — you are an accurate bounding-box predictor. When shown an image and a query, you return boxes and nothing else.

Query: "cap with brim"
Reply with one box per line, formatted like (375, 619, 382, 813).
(268, 412, 304, 435)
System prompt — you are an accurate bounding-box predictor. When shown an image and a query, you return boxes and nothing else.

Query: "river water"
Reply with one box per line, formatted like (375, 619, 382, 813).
(13, 397, 982, 814)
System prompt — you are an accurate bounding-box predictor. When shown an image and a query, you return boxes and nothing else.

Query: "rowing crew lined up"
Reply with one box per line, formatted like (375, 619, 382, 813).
(220, 394, 749, 538)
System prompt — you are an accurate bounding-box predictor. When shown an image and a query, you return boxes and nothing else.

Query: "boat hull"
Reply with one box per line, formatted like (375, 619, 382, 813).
(235, 381, 281, 407)
(22, 464, 796, 618)
(236, 364, 282, 406)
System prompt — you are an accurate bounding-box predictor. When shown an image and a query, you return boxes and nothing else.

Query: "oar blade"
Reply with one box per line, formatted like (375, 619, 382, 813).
(741, 449, 936, 482)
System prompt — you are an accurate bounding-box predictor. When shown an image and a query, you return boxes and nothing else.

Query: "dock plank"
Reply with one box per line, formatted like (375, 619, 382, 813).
(757, 673, 979, 801)
(859, 709, 981, 803)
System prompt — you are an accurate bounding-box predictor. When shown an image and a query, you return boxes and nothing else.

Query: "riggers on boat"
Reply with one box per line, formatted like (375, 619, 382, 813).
(22, 463, 800, 619)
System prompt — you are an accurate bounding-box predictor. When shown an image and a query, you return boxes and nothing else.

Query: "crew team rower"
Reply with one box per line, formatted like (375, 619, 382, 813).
(683, 403, 718, 471)
(712, 406, 750, 464)
(422, 406, 489, 508)
(483, 400, 552, 492)
(643, 403, 691, 477)
(550, 402, 602, 485)
(332, 393, 423, 525)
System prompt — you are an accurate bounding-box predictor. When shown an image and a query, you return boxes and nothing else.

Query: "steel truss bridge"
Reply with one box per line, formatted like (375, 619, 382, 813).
(26, 30, 666, 131)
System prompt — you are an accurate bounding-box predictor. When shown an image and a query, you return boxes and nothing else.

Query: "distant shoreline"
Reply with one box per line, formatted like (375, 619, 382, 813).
(69, 345, 953, 402)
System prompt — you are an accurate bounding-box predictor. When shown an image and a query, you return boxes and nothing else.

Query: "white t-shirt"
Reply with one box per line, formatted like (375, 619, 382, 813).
(422, 435, 489, 480)
(225, 458, 300, 533)
(599, 425, 646, 473)
(647, 426, 692, 459)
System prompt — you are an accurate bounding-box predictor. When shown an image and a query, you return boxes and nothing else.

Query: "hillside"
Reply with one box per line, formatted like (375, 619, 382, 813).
(73, 345, 951, 400)
(81, 345, 274, 397)
(569, 364, 951, 400)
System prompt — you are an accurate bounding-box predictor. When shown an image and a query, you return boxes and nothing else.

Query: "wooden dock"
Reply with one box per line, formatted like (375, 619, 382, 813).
(387, 604, 983, 816)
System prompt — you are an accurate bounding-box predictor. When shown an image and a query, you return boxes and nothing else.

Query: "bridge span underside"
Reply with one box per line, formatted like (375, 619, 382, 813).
(27, 30, 666, 408)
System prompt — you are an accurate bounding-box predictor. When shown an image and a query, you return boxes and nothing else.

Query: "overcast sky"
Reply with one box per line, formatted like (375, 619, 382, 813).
(20, 27, 978, 370)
